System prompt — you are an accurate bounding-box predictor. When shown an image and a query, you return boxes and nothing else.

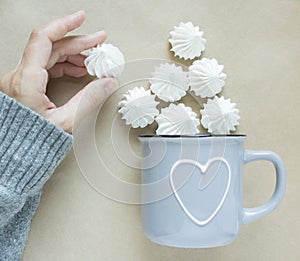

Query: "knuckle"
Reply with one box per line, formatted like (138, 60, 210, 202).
(30, 27, 45, 39)
(54, 44, 66, 59)
(51, 43, 60, 55)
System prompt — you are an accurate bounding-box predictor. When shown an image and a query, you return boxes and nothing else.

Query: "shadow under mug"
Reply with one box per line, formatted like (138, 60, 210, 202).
(139, 135, 286, 248)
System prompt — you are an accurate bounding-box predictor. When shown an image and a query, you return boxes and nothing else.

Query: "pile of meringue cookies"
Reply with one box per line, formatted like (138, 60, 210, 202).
(84, 22, 240, 135)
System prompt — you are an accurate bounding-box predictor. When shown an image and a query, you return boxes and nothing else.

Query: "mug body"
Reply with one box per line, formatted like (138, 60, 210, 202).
(139, 135, 246, 248)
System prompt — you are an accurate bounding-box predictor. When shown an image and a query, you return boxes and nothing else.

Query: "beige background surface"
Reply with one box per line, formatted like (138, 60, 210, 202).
(0, 0, 299, 260)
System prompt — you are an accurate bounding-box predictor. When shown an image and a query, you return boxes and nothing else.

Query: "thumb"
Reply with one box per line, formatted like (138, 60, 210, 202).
(48, 77, 118, 133)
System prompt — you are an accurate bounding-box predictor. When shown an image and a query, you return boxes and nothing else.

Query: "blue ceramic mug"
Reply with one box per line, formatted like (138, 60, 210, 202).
(139, 135, 286, 248)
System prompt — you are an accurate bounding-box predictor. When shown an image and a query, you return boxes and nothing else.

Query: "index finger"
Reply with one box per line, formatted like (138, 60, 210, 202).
(40, 10, 86, 42)
(21, 11, 86, 68)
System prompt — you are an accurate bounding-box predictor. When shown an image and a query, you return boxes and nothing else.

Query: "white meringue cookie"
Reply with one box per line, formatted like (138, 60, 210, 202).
(84, 43, 125, 78)
(149, 63, 188, 102)
(156, 103, 200, 135)
(188, 58, 227, 98)
(169, 22, 206, 60)
(118, 87, 159, 128)
(200, 96, 240, 134)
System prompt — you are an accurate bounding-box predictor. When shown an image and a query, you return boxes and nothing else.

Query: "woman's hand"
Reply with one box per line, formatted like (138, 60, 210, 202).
(0, 11, 117, 133)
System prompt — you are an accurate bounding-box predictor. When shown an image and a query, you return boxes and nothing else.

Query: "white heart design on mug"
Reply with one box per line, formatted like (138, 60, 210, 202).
(169, 157, 231, 226)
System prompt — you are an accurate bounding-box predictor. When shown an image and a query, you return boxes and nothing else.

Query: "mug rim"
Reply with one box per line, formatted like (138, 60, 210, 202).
(139, 134, 246, 138)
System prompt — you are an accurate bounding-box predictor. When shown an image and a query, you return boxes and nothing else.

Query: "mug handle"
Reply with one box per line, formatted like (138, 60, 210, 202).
(242, 150, 286, 224)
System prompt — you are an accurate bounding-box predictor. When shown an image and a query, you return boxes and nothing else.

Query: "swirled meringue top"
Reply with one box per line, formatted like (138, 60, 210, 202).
(169, 22, 206, 60)
(188, 58, 226, 98)
(200, 96, 240, 134)
(118, 87, 159, 128)
(156, 103, 200, 135)
(149, 63, 188, 102)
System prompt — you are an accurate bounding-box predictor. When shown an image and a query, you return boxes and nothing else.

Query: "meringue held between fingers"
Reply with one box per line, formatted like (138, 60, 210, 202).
(84, 43, 125, 78)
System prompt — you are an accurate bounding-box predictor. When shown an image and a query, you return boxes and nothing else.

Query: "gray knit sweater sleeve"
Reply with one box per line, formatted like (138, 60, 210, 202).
(0, 92, 73, 260)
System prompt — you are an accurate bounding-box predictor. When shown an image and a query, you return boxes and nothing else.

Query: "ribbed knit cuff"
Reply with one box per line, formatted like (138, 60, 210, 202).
(0, 92, 73, 195)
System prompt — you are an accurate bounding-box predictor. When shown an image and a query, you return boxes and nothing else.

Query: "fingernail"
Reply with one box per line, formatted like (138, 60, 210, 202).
(73, 10, 85, 17)
(104, 79, 118, 95)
